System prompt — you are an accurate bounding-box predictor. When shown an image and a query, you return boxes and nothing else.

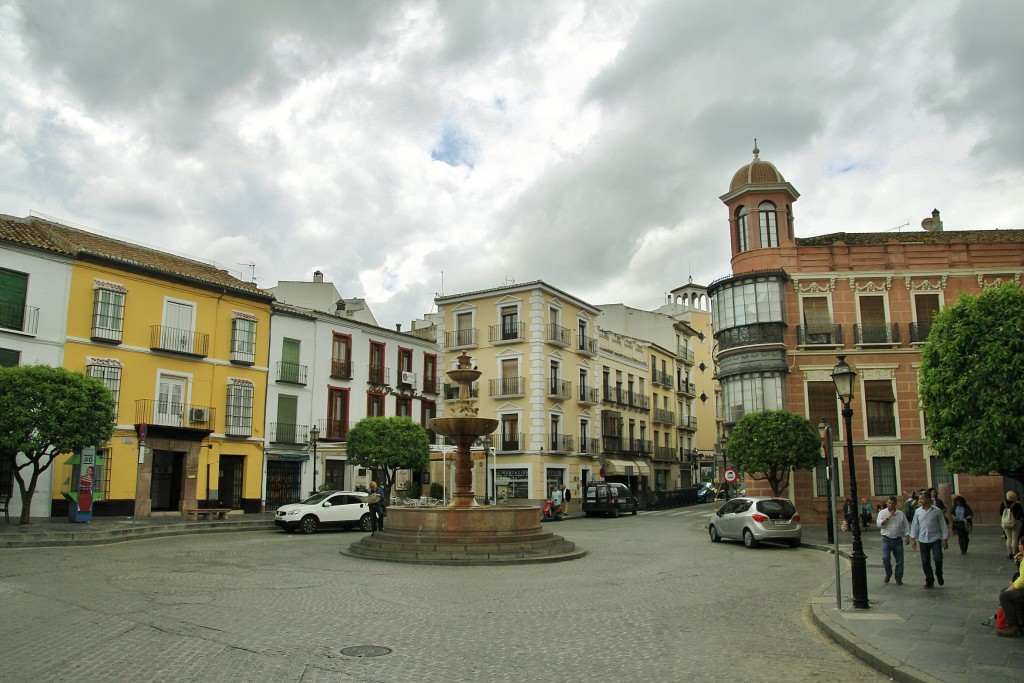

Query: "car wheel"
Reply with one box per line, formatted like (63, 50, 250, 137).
(300, 515, 318, 534)
(743, 528, 758, 548)
(611, 506, 619, 518)
(359, 513, 373, 532)
(709, 524, 721, 543)
(631, 504, 638, 516)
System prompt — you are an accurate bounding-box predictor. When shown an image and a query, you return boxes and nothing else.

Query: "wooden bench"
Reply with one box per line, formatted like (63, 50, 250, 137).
(183, 508, 231, 521)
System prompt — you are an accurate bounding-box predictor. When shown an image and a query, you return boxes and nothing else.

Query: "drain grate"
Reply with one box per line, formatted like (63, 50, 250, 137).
(340, 645, 392, 658)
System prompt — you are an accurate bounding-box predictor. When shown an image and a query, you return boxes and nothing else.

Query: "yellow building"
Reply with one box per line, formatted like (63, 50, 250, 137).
(433, 281, 601, 504)
(8, 216, 273, 517)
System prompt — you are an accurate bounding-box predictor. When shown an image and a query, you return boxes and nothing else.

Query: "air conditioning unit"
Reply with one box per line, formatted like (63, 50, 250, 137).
(401, 371, 416, 385)
(189, 407, 210, 423)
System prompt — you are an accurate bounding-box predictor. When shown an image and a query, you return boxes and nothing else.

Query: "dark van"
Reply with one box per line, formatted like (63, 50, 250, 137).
(582, 482, 639, 518)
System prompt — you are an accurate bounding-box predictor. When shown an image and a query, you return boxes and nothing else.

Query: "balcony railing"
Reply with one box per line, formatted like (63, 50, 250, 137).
(443, 434, 492, 448)
(0, 299, 39, 335)
(276, 361, 308, 385)
(315, 418, 352, 441)
(490, 376, 525, 397)
(909, 322, 933, 344)
(716, 322, 785, 352)
(423, 374, 440, 394)
(368, 365, 390, 385)
(268, 422, 309, 444)
(654, 445, 676, 462)
(796, 324, 844, 347)
(149, 325, 209, 357)
(676, 381, 696, 397)
(134, 399, 215, 431)
(855, 323, 901, 346)
(444, 328, 478, 349)
(497, 433, 523, 452)
(577, 334, 598, 356)
(547, 323, 571, 346)
(627, 392, 649, 410)
(444, 383, 479, 400)
(548, 378, 572, 399)
(578, 386, 600, 404)
(653, 408, 675, 425)
(652, 370, 673, 388)
(549, 434, 574, 452)
(578, 437, 600, 454)
(489, 323, 526, 343)
(330, 360, 353, 380)
(677, 415, 697, 430)
(677, 347, 695, 364)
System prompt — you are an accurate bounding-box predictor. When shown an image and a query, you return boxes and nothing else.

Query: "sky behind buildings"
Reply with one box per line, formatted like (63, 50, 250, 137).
(2, 1, 1022, 326)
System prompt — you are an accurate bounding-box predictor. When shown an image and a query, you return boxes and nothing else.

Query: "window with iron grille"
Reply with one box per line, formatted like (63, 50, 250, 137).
(815, 456, 839, 498)
(930, 456, 956, 494)
(226, 382, 254, 436)
(872, 456, 897, 496)
(230, 317, 256, 364)
(92, 288, 125, 342)
(86, 361, 121, 414)
(865, 380, 897, 437)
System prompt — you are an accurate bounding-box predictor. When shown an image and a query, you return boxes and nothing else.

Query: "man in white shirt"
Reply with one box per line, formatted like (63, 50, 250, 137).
(910, 490, 949, 588)
(877, 495, 911, 585)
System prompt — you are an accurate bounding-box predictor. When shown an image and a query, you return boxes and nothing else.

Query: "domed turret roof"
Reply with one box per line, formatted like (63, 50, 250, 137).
(729, 142, 786, 192)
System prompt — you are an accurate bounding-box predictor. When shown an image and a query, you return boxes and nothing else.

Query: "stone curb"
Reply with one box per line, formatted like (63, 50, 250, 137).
(802, 540, 940, 683)
(0, 520, 276, 549)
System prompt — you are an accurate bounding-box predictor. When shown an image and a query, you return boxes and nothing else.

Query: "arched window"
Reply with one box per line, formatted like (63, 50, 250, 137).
(759, 201, 778, 248)
(735, 206, 749, 253)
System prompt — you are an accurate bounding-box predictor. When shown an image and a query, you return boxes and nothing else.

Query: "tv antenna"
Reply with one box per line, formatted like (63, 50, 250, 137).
(238, 262, 260, 283)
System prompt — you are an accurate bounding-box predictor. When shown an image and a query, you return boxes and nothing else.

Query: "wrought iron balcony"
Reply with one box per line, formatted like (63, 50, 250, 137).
(652, 370, 673, 388)
(796, 324, 844, 347)
(578, 386, 600, 404)
(422, 374, 441, 394)
(549, 434, 574, 452)
(547, 323, 571, 347)
(653, 408, 675, 425)
(677, 415, 697, 430)
(314, 418, 352, 441)
(677, 347, 695, 364)
(654, 445, 676, 462)
(548, 378, 572, 400)
(855, 323, 901, 347)
(368, 365, 390, 386)
(577, 334, 598, 356)
(498, 433, 523, 452)
(0, 299, 39, 335)
(149, 325, 209, 357)
(269, 422, 309, 444)
(330, 360, 353, 380)
(134, 399, 215, 432)
(444, 328, 477, 349)
(444, 382, 479, 400)
(909, 322, 933, 344)
(490, 376, 525, 397)
(276, 361, 308, 385)
(577, 437, 600, 454)
(489, 323, 526, 343)
(716, 322, 785, 352)
(676, 381, 696, 397)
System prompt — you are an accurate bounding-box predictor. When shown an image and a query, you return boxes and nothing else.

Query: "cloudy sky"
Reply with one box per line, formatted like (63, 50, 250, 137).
(2, 1, 1021, 327)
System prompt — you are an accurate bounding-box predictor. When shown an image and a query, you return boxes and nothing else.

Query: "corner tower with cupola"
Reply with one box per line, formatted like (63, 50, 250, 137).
(719, 143, 800, 273)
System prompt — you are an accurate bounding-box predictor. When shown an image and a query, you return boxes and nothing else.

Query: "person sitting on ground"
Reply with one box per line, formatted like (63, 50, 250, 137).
(1000, 539, 1024, 637)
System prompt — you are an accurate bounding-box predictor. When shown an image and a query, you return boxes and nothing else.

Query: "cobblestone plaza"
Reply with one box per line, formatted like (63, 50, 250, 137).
(2, 507, 885, 682)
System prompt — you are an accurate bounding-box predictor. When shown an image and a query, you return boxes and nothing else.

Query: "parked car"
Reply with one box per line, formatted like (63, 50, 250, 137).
(708, 496, 801, 548)
(696, 483, 716, 503)
(582, 482, 639, 517)
(275, 491, 373, 534)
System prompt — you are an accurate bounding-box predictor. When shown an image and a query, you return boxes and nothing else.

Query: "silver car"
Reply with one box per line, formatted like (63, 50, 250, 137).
(708, 496, 801, 548)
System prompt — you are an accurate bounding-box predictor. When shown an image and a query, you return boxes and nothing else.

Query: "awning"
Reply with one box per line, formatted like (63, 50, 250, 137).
(604, 459, 651, 478)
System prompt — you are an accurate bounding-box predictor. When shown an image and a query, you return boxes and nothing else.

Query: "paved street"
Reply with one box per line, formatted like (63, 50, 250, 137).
(1, 504, 886, 682)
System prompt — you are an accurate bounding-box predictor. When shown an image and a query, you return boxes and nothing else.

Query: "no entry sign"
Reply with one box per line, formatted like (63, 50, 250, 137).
(724, 468, 738, 483)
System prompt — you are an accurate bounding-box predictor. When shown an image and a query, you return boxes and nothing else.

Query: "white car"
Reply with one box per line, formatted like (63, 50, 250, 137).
(274, 491, 373, 534)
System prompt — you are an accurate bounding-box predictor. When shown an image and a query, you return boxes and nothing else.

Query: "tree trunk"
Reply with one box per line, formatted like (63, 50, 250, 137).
(18, 487, 34, 524)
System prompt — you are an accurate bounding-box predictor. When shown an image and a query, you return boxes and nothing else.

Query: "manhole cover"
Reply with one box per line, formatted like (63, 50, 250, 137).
(340, 645, 392, 658)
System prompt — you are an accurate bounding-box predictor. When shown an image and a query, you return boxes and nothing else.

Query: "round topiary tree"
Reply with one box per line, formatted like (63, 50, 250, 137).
(726, 409, 822, 497)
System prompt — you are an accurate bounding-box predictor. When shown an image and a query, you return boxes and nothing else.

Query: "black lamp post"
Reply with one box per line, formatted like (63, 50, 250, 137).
(817, 418, 835, 545)
(309, 424, 320, 496)
(832, 355, 869, 609)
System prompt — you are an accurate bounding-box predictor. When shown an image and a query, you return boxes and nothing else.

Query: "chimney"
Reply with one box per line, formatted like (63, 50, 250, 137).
(396, 323, 402, 332)
(313, 270, 324, 283)
(921, 209, 943, 232)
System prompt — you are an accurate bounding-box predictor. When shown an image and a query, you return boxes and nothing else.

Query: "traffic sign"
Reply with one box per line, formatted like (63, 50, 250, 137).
(724, 468, 738, 483)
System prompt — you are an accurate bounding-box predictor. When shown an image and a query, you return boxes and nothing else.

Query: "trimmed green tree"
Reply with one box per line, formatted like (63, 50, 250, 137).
(345, 416, 430, 499)
(919, 282, 1024, 479)
(0, 365, 116, 524)
(725, 409, 822, 496)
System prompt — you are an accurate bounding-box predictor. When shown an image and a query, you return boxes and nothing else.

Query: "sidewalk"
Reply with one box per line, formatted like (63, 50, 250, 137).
(0, 512, 276, 548)
(804, 522, 1018, 683)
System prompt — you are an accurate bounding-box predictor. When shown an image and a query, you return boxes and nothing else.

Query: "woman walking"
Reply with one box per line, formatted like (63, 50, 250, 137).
(999, 491, 1024, 559)
(951, 495, 974, 555)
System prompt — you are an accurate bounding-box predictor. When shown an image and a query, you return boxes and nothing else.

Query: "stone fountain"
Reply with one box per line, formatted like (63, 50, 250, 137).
(344, 351, 585, 565)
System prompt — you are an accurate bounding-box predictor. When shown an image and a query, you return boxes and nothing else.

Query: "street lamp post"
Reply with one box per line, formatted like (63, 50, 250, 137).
(309, 424, 320, 496)
(832, 355, 869, 609)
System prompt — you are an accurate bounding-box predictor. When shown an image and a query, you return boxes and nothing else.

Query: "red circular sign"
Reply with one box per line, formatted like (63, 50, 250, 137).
(724, 469, 738, 483)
